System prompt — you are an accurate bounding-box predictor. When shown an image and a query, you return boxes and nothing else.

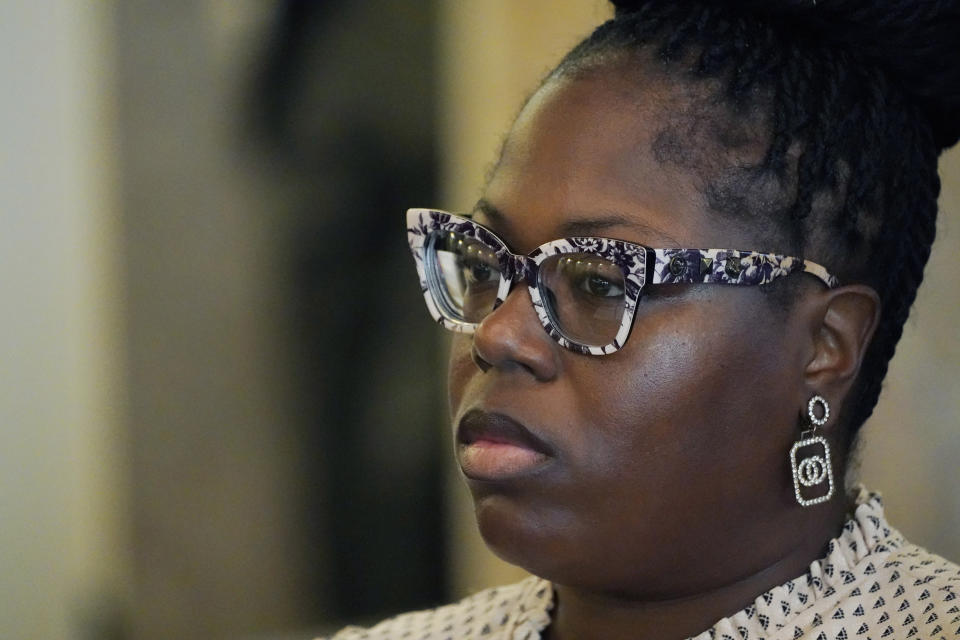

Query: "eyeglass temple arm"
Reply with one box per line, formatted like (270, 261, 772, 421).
(647, 248, 840, 289)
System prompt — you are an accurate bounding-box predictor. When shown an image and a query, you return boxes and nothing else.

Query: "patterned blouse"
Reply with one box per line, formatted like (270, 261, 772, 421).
(324, 487, 959, 639)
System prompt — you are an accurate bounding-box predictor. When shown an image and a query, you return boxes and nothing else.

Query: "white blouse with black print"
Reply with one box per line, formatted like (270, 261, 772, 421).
(324, 487, 960, 640)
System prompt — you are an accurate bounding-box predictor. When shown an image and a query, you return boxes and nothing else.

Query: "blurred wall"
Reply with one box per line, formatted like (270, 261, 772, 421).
(115, 3, 307, 638)
(118, 1, 446, 637)
(437, 0, 960, 597)
(2, 2, 445, 638)
(0, 2, 128, 638)
(248, 0, 446, 626)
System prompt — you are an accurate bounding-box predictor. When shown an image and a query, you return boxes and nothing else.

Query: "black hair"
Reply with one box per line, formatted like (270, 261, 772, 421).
(548, 0, 960, 446)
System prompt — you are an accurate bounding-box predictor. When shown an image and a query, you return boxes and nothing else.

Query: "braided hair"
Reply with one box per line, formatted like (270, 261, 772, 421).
(548, 0, 960, 447)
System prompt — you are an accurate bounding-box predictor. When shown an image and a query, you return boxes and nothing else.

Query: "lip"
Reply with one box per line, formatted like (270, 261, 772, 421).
(456, 409, 556, 480)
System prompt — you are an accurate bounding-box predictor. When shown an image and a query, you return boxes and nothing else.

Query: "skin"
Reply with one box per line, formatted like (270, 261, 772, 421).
(446, 65, 880, 640)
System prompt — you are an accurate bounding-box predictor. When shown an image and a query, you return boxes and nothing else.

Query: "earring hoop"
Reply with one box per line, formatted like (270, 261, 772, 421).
(790, 394, 835, 507)
(807, 394, 829, 427)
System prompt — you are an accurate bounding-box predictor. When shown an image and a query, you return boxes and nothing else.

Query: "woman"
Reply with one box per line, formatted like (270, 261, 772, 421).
(328, 1, 960, 638)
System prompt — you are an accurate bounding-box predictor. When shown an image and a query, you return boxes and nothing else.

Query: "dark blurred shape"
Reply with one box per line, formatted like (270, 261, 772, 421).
(250, 0, 446, 624)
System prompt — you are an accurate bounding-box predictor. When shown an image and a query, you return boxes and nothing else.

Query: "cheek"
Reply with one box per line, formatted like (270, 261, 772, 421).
(571, 297, 796, 482)
(544, 300, 802, 583)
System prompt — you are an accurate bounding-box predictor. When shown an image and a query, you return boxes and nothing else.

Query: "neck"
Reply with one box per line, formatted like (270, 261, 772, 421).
(543, 499, 848, 640)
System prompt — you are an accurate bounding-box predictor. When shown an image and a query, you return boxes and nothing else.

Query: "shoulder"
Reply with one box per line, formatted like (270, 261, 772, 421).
(320, 575, 552, 640)
(815, 541, 960, 639)
(821, 492, 960, 638)
(878, 541, 960, 606)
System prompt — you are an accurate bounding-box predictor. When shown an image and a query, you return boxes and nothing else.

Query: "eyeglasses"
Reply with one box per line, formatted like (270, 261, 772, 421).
(406, 208, 839, 355)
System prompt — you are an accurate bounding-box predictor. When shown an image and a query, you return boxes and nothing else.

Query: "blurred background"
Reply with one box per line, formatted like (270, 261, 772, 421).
(1, 2, 957, 639)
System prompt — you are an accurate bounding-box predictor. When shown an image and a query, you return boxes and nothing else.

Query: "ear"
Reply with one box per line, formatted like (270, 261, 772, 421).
(802, 284, 881, 414)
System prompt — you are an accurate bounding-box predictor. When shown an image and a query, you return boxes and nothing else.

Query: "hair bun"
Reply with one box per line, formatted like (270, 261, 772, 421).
(609, 0, 960, 151)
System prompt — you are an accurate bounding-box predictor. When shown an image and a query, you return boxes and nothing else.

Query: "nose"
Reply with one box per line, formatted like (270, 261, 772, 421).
(471, 282, 559, 381)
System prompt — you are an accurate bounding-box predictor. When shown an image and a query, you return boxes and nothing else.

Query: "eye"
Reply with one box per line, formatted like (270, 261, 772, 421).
(549, 254, 626, 301)
(460, 244, 500, 286)
(466, 262, 495, 284)
(579, 272, 624, 298)
(585, 274, 611, 296)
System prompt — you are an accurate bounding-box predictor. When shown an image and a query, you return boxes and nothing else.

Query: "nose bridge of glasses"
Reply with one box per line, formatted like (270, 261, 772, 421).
(492, 254, 537, 310)
(513, 255, 538, 283)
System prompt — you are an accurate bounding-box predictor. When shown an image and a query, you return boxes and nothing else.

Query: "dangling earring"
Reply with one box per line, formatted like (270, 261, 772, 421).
(789, 394, 836, 507)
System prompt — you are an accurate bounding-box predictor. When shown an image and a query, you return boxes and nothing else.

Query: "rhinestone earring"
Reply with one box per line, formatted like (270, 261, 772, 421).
(789, 395, 836, 507)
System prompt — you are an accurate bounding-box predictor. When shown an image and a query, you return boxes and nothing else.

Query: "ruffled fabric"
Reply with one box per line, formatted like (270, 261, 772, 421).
(510, 577, 554, 640)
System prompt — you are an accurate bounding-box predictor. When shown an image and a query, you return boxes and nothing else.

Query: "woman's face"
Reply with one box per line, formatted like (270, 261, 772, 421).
(447, 68, 824, 597)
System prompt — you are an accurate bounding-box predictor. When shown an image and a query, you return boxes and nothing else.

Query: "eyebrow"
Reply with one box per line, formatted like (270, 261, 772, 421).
(472, 199, 510, 230)
(472, 198, 682, 247)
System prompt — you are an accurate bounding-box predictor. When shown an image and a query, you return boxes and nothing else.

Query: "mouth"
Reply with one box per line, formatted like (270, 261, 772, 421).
(456, 409, 556, 481)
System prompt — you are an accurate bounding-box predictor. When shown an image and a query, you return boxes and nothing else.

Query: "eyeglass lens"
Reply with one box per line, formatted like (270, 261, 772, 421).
(538, 253, 626, 346)
(427, 230, 628, 347)
(428, 231, 502, 323)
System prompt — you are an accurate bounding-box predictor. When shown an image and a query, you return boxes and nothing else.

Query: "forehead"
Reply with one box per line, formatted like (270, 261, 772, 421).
(481, 67, 761, 254)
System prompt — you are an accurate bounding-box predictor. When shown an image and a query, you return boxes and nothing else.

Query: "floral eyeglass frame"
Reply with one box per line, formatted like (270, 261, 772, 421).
(407, 208, 840, 356)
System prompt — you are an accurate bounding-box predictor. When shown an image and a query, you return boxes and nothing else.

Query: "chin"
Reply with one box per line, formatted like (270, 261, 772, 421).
(472, 492, 681, 596)
(472, 492, 585, 583)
